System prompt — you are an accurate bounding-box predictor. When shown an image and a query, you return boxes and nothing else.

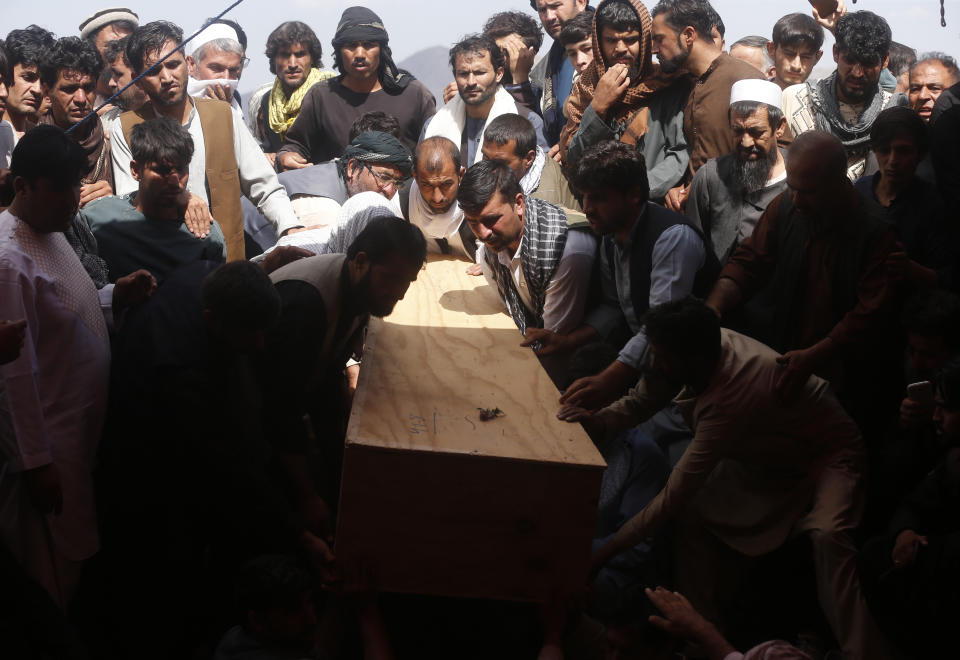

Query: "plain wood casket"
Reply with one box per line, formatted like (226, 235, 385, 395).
(334, 256, 606, 602)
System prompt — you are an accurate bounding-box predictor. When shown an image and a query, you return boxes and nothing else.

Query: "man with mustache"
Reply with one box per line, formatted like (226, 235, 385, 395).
(2, 26, 56, 141)
(685, 80, 788, 265)
(101, 36, 149, 121)
(110, 21, 302, 261)
(278, 7, 435, 170)
(80, 117, 226, 283)
(782, 10, 908, 181)
(908, 53, 959, 124)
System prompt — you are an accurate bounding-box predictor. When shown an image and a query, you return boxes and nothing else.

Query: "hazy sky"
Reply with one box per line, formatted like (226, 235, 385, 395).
(4, 0, 959, 94)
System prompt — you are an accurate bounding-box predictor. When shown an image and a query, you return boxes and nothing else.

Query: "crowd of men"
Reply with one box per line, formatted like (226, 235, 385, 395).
(1, 0, 959, 658)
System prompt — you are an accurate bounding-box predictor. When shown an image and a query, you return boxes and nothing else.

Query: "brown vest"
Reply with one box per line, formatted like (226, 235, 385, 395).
(119, 98, 245, 261)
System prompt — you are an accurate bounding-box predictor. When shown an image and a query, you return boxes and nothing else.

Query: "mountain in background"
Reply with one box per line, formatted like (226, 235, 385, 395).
(399, 45, 452, 105)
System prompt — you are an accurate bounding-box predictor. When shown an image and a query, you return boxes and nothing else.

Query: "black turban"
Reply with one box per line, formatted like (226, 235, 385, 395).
(331, 6, 413, 92)
(342, 131, 413, 177)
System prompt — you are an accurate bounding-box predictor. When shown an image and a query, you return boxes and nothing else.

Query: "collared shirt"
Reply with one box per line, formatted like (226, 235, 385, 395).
(478, 228, 598, 335)
(109, 99, 301, 236)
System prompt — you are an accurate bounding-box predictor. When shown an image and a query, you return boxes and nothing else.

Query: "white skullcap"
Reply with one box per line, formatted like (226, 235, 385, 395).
(729, 79, 783, 111)
(190, 22, 241, 56)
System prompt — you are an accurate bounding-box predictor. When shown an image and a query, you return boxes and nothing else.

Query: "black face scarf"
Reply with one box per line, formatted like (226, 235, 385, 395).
(331, 6, 413, 93)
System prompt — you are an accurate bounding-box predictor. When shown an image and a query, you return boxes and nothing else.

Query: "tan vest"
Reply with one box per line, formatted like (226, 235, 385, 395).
(119, 98, 245, 261)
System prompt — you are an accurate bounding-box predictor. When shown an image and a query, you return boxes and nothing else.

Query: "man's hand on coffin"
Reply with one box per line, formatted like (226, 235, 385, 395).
(181, 193, 213, 238)
(561, 360, 637, 411)
(521, 327, 567, 355)
(260, 245, 315, 274)
(302, 530, 338, 584)
(301, 492, 333, 543)
(466, 263, 483, 276)
(25, 463, 63, 515)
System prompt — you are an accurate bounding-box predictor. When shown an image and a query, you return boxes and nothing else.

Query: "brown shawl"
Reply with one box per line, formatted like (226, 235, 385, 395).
(39, 112, 113, 187)
(558, 0, 680, 159)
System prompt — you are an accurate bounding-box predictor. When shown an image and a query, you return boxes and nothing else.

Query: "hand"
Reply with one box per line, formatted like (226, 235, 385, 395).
(260, 245, 314, 274)
(113, 269, 157, 312)
(79, 180, 113, 208)
(556, 404, 594, 424)
(811, 0, 846, 34)
(278, 152, 313, 171)
(521, 327, 569, 356)
(900, 397, 934, 430)
(774, 347, 820, 398)
(302, 492, 333, 542)
(499, 34, 536, 84)
(664, 185, 689, 212)
(884, 251, 909, 281)
(892, 529, 927, 568)
(442, 81, 459, 104)
(592, 63, 631, 118)
(96, 103, 117, 117)
(205, 82, 232, 103)
(181, 193, 213, 238)
(345, 363, 360, 402)
(302, 530, 339, 585)
(264, 151, 277, 168)
(548, 143, 562, 164)
(560, 361, 637, 411)
(466, 263, 483, 276)
(0, 319, 27, 364)
(645, 587, 716, 641)
(25, 463, 62, 515)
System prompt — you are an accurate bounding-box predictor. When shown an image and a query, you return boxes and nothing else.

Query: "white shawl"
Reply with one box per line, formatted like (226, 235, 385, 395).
(424, 86, 521, 164)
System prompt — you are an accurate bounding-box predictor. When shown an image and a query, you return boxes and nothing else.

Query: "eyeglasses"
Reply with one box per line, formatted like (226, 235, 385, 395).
(363, 163, 407, 191)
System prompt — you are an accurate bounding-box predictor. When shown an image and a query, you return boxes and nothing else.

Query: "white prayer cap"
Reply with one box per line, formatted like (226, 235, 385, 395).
(190, 22, 242, 56)
(729, 79, 783, 111)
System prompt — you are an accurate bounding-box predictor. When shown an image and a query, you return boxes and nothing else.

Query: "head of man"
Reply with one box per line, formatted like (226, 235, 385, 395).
(710, 13, 724, 51)
(202, 261, 281, 353)
(103, 37, 148, 111)
(457, 160, 526, 254)
(559, 11, 595, 75)
(127, 21, 188, 108)
(768, 13, 824, 88)
(483, 11, 543, 86)
(869, 106, 927, 190)
(236, 556, 318, 651)
(902, 290, 960, 378)
(595, 0, 646, 80)
(340, 130, 413, 200)
(332, 7, 396, 86)
(727, 79, 786, 193)
(450, 35, 505, 110)
(346, 216, 427, 318)
(482, 114, 538, 181)
(833, 11, 892, 105)
(3, 26, 56, 120)
(934, 358, 960, 442)
(9, 125, 87, 233)
(129, 117, 194, 218)
(908, 53, 960, 122)
(414, 137, 464, 214)
(187, 20, 247, 84)
(40, 37, 101, 131)
(650, 0, 717, 74)
(79, 7, 138, 60)
(348, 111, 401, 142)
(643, 297, 721, 389)
(530, 0, 589, 40)
(569, 140, 649, 236)
(887, 41, 916, 94)
(0, 43, 8, 115)
(729, 36, 774, 77)
(266, 22, 323, 95)
(785, 131, 848, 217)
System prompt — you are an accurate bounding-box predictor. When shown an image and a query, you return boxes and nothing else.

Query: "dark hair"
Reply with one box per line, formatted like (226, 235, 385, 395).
(10, 124, 88, 187)
(870, 106, 928, 156)
(936, 357, 960, 411)
(449, 34, 505, 74)
(911, 52, 960, 80)
(483, 11, 543, 53)
(87, 19, 137, 44)
(642, 297, 721, 363)
(235, 555, 312, 622)
(903, 289, 960, 346)
(202, 261, 281, 332)
(103, 37, 130, 67)
(729, 101, 784, 131)
(349, 111, 401, 142)
(414, 136, 462, 174)
(346, 215, 427, 269)
(5, 26, 57, 76)
(651, 0, 716, 40)
(126, 21, 183, 74)
(457, 160, 523, 215)
(712, 11, 724, 38)
(771, 12, 823, 51)
(484, 114, 537, 159)
(597, 0, 642, 34)
(834, 11, 891, 66)
(569, 140, 649, 202)
(887, 41, 916, 77)
(130, 116, 195, 168)
(40, 36, 102, 88)
(265, 21, 323, 74)
(559, 11, 594, 47)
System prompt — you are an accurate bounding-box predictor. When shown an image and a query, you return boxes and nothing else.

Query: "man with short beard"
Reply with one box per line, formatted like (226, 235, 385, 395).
(102, 36, 148, 119)
(782, 10, 908, 181)
(2, 26, 56, 141)
(686, 80, 787, 265)
(423, 34, 548, 166)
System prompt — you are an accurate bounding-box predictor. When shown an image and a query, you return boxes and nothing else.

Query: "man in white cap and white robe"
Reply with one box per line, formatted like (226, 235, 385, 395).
(685, 79, 789, 265)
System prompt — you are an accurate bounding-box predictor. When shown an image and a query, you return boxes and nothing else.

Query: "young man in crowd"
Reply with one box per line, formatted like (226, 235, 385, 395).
(767, 12, 824, 90)
(101, 36, 148, 123)
(482, 11, 544, 113)
(424, 34, 547, 166)
(782, 10, 908, 180)
(248, 21, 335, 161)
(558, 11, 595, 80)
(2, 26, 55, 141)
(908, 53, 960, 123)
(887, 41, 916, 94)
(278, 7, 435, 169)
(78, 7, 138, 107)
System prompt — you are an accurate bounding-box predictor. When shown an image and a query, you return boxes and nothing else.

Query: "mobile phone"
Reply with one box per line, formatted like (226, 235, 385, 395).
(907, 380, 934, 407)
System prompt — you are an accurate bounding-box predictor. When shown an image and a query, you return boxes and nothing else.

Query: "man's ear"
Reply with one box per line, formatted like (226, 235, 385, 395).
(881, 53, 891, 71)
(775, 117, 787, 140)
(185, 55, 197, 77)
(130, 159, 143, 182)
(833, 44, 840, 64)
(495, 66, 505, 85)
(683, 26, 697, 49)
(766, 41, 776, 59)
(522, 149, 536, 171)
(350, 250, 370, 280)
(12, 175, 29, 197)
(458, 166, 467, 178)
